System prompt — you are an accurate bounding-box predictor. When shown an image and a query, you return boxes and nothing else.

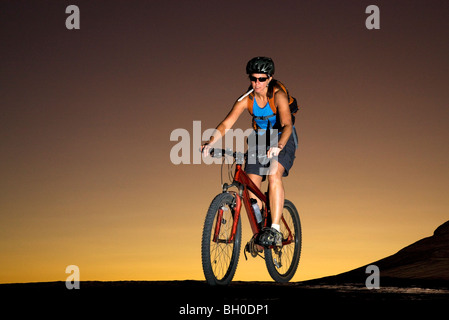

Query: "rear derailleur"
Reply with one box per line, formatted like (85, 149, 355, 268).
(272, 246, 283, 268)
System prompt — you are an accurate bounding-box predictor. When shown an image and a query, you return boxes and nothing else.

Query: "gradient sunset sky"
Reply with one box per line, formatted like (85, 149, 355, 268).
(1, 0, 448, 283)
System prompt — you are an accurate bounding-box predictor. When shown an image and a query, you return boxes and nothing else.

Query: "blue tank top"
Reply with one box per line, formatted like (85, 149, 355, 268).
(253, 99, 276, 132)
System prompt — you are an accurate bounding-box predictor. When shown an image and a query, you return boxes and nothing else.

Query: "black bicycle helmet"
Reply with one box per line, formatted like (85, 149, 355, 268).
(246, 57, 275, 76)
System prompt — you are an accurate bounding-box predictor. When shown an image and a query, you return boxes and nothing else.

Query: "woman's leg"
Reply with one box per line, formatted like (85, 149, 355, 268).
(267, 161, 286, 226)
(247, 173, 263, 208)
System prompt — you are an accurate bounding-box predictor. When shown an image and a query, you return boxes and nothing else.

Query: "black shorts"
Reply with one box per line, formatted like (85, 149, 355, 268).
(245, 128, 297, 180)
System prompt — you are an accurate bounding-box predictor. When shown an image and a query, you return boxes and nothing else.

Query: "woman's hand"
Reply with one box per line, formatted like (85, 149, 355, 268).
(201, 143, 212, 157)
(267, 145, 283, 159)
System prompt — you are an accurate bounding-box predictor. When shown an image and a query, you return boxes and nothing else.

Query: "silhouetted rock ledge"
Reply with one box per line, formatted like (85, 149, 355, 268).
(307, 220, 449, 288)
(1, 221, 448, 316)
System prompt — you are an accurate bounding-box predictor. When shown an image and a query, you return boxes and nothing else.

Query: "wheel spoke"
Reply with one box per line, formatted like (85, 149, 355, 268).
(265, 200, 301, 282)
(208, 201, 236, 281)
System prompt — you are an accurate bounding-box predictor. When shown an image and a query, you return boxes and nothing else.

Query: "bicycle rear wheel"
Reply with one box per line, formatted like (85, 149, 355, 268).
(201, 192, 242, 285)
(264, 199, 301, 282)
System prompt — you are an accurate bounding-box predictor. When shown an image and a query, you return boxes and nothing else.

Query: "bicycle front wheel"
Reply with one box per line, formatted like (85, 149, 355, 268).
(264, 199, 302, 282)
(201, 192, 242, 285)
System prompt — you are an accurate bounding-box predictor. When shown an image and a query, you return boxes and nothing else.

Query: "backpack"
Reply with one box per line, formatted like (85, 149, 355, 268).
(244, 80, 299, 131)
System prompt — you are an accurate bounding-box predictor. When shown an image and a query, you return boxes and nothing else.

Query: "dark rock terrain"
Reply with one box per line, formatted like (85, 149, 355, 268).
(306, 220, 449, 287)
(2, 221, 448, 317)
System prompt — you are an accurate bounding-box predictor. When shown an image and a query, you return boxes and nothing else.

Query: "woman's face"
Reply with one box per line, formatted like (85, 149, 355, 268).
(250, 73, 271, 94)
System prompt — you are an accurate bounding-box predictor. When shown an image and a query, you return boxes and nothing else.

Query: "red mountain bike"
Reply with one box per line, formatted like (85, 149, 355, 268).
(201, 148, 302, 285)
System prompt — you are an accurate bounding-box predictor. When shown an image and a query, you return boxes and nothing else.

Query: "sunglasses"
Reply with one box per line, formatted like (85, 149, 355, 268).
(249, 76, 269, 82)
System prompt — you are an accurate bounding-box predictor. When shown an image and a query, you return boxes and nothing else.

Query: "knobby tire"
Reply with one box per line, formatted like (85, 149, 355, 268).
(264, 199, 302, 282)
(201, 193, 242, 285)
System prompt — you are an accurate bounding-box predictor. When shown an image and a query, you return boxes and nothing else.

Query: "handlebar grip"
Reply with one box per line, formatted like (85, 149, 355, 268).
(210, 148, 223, 158)
(200, 147, 244, 161)
(199, 147, 223, 158)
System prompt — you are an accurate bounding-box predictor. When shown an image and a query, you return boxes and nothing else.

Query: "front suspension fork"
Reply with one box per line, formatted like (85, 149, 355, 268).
(212, 192, 241, 243)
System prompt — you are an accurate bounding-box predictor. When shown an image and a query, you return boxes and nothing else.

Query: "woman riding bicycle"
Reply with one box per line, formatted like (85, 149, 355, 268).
(202, 56, 298, 247)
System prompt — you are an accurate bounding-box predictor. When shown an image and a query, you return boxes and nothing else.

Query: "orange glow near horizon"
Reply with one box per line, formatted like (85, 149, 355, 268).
(1, 1, 448, 284)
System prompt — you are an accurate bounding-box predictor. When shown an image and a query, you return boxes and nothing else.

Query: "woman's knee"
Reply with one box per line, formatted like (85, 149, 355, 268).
(267, 171, 282, 184)
(268, 162, 285, 184)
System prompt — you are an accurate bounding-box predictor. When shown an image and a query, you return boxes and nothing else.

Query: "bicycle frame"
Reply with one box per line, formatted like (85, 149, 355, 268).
(213, 160, 294, 247)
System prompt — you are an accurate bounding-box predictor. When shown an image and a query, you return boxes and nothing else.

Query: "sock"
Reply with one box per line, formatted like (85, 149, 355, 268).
(271, 224, 280, 232)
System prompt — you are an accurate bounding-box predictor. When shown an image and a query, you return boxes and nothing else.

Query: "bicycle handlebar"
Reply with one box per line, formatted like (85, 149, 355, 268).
(208, 148, 245, 164)
(209, 148, 244, 159)
(209, 148, 269, 163)
(200, 146, 270, 164)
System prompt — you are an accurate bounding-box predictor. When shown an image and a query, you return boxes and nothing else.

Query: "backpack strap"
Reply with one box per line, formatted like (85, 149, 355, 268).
(247, 89, 254, 115)
(267, 86, 276, 114)
(274, 81, 294, 105)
